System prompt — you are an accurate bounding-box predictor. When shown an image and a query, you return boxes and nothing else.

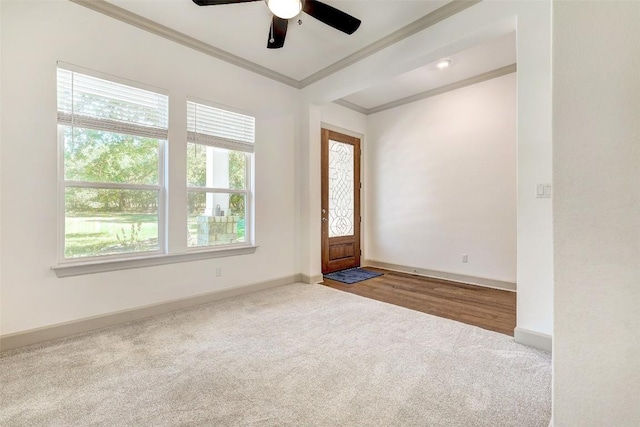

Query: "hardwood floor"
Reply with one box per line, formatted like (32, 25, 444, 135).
(322, 268, 516, 336)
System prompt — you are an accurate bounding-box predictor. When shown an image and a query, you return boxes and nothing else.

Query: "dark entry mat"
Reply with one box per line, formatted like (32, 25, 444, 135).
(323, 268, 383, 284)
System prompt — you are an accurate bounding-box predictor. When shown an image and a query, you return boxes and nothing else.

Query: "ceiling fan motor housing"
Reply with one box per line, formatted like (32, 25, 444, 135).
(192, 0, 361, 49)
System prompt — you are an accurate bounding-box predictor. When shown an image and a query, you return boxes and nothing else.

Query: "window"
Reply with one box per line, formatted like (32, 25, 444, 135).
(53, 66, 257, 276)
(57, 65, 168, 260)
(186, 100, 254, 248)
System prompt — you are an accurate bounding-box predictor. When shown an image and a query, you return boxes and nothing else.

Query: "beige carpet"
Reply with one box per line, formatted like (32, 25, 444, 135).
(0, 284, 551, 426)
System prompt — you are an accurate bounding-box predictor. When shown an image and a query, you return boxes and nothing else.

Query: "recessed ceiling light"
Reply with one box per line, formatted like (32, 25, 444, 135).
(436, 59, 452, 70)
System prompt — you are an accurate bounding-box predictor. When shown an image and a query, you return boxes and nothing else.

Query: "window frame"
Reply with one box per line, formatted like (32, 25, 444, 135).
(56, 63, 168, 264)
(186, 161, 253, 249)
(51, 66, 260, 277)
(186, 98, 255, 251)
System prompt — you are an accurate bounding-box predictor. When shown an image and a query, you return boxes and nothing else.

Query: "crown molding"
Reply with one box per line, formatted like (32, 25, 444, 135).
(68, 0, 481, 90)
(338, 63, 517, 115)
(68, 0, 301, 88)
(333, 99, 369, 115)
(299, 1, 482, 87)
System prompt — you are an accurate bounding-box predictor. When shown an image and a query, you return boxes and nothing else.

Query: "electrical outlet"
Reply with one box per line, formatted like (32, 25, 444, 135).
(462, 254, 468, 263)
(216, 267, 222, 277)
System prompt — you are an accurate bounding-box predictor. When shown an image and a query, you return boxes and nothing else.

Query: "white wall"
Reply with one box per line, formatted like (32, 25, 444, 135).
(0, 0, 3, 337)
(321, 103, 367, 137)
(553, 1, 640, 425)
(0, 0, 299, 335)
(513, 0, 553, 340)
(296, 102, 322, 280)
(366, 74, 516, 283)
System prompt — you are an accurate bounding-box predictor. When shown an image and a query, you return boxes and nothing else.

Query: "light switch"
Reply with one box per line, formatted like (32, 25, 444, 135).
(536, 183, 552, 198)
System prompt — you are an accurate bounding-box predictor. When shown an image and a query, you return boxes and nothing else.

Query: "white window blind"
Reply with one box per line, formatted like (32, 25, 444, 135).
(57, 67, 169, 139)
(187, 100, 255, 153)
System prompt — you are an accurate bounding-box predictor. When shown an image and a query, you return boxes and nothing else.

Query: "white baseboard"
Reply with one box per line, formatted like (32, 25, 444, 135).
(1, 270, 545, 353)
(0, 274, 299, 352)
(514, 327, 553, 352)
(364, 259, 517, 292)
(301, 273, 323, 284)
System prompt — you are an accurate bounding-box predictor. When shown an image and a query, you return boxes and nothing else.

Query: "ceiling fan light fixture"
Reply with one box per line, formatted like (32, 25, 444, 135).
(266, 0, 302, 19)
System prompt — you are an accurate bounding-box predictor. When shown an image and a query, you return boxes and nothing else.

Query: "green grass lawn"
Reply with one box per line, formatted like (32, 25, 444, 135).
(65, 213, 158, 258)
(66, 213, 246, 258)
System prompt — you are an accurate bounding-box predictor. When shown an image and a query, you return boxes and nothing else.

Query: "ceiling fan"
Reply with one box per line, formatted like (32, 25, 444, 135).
(192, 0, 361, 49)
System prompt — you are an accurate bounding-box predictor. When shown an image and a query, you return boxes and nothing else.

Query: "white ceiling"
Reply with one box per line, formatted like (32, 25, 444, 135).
(106, 0, 448, 81)
(340, 31, 516, 110)
(89, 1, 516, 113)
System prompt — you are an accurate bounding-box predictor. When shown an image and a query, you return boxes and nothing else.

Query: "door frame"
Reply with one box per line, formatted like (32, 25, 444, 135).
(321, 128, 362, 274)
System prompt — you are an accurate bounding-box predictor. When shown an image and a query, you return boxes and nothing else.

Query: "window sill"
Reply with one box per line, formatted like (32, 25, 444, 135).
(51, 245, 258, 278)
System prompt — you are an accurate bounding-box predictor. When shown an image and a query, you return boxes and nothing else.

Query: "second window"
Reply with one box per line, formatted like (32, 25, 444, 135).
(186, 100, 254, 248)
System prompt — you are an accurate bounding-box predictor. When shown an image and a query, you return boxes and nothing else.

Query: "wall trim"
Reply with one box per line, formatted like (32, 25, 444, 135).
(368, 63, 517, 114)
(514, 327, 552, 352)
(299, 0, 482, 87)
(333, 99, 369, 115)
(320, 123, 365, 141)
(68, 0, 479, 90)
(0, 274, 300, 352)
(301, 273, 323, 284)
(68, 0, 300, 88)
(52, 245, 258, 278)
(364, 259, 517, 292)
(339, 63, 517, 115)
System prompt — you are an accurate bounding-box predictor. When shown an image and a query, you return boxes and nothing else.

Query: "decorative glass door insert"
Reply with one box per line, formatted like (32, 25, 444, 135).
(328, 139, 354, 238)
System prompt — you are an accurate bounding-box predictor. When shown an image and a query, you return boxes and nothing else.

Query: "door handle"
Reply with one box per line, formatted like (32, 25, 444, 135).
(322, 218, 327, 222)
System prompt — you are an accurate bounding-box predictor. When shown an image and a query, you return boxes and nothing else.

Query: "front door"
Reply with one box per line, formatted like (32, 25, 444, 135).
(321, 129, 361, 274)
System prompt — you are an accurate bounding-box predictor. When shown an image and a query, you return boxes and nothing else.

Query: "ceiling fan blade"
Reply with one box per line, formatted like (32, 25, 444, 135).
(302, 0, 361, 35)
(267, 16, 288, 49)
(192, 0, 260, 6)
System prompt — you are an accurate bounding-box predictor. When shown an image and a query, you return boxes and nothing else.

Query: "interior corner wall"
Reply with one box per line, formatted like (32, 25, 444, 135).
(365, 74, 516, 283)
(552, 1, 640, 425)
(297, 102, 322, 279)
(0, 0, 299, 335)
